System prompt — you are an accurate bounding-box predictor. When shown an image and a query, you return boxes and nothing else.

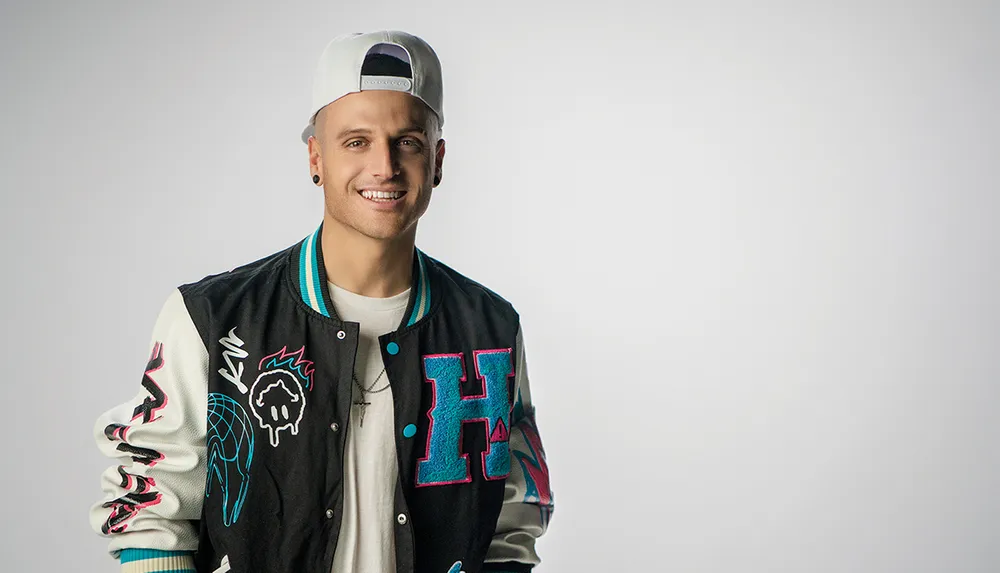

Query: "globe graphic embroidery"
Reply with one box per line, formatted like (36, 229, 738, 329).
(206, 393, 255, 527)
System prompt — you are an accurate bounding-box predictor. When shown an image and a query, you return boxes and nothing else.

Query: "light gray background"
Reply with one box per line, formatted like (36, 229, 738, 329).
(2, 1, 998, 571)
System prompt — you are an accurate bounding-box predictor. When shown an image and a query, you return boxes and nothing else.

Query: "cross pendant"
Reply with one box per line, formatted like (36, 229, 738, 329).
(354, 399, 371, 427)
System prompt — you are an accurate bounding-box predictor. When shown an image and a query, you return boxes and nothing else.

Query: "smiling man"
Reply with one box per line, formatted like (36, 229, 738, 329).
(90, 30, 554, 573)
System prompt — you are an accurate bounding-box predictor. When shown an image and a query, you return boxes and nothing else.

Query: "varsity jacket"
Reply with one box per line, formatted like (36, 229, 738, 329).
(89, 224, 554, 573)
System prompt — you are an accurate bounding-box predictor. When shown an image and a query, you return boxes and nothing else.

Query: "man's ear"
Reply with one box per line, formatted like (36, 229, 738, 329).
(433, 139, 446, 186)
(308, 131, 323, 184)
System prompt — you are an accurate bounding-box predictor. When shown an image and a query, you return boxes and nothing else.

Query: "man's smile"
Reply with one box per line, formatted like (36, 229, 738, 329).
(358, 188, 407, 206)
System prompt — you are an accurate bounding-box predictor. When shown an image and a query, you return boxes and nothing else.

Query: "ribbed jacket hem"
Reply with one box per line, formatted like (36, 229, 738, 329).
(120, 549, 196, 573)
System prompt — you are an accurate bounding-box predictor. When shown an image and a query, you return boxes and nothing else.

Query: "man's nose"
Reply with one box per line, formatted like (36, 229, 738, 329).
(368, 140, 400, 180)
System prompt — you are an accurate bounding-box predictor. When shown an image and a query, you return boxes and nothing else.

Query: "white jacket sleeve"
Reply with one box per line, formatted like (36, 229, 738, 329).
(89, 289, 208, 561)
(484, 326, 555, 569)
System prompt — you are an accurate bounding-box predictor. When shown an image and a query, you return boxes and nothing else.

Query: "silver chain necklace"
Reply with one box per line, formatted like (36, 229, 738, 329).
(353, 367, 390, 427)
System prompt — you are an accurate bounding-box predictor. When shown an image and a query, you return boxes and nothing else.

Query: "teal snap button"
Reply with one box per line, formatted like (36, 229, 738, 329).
(386, 342, 399, 355)
(402, 424, 417, 438)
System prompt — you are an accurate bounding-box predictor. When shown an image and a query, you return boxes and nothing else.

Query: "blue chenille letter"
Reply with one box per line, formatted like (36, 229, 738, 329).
(417, 350, 514, 486)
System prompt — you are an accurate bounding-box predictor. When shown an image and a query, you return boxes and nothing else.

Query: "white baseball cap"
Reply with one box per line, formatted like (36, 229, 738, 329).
(301, 30, 444, 144)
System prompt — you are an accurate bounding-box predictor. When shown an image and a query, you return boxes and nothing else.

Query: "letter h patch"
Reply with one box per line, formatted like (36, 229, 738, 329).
(417, 349, 513, 487)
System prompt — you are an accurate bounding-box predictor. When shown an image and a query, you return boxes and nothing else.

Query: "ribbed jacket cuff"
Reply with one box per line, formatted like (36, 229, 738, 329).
(120, 549, 196, 573)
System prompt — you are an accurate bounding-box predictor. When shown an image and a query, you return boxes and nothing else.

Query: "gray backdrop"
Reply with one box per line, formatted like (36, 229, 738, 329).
(2, 0, 998, 571)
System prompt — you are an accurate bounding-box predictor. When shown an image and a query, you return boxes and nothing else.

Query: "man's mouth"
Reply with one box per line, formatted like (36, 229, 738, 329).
(359, 189, 406, 203)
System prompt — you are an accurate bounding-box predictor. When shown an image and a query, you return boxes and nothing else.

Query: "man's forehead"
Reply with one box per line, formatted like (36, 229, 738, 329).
(322, 91, 432, 128)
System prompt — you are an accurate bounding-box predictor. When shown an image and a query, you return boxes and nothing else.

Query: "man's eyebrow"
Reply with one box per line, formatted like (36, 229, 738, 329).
(400, 125, 428, 136)
(335, 127, 371, 139)
(335, 125, 428, 139)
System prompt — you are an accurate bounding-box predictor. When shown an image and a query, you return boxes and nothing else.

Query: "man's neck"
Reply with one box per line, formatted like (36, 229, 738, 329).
(320, 217, 415, 298)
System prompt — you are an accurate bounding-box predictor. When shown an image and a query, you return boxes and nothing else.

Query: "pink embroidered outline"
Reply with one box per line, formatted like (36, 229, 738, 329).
(105, 424, 129, 442)
(101, 491, 163, 534)
(513, 413, 553, 516)
(130, 342, 168, 423)
(259, 345, 316, 390)
(116, 466, 157, 494)
(415, 349, 515, 487)
(416, 353, 472, 487)
(472, 348, 514, 482)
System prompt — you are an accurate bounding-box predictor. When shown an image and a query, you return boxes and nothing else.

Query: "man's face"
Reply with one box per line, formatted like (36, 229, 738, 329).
(308, 90, 444, 242)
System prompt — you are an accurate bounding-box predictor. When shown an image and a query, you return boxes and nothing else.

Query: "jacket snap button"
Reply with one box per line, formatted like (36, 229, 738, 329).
(336, 330, 346, 340)
(330, 422, 340, 432)
(326, 509, 334, 519)
(396, 513, 407, 525)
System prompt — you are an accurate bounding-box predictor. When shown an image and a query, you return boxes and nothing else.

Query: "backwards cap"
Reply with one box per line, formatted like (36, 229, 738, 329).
(301, 30, 444, 143)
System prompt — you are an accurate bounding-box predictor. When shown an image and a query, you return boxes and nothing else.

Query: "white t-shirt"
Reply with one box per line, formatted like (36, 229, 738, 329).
(328, 281, 410, 573)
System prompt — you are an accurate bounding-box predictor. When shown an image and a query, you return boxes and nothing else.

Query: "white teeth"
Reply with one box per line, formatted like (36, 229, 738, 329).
(361, 190, 403, 201)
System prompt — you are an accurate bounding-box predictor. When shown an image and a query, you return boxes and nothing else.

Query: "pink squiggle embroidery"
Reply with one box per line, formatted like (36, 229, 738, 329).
(131, 342, 168, 423)
(103, 341, 170, 534)
(259, 345, 315, 390)
(116, 466, 157, 493)
(105, 423, 129, 442)
(514, 412, 553, 524)
(101, 491, 162, 535)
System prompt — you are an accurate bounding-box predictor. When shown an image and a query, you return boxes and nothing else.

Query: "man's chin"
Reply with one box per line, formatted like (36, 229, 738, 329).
(324, 207, 421, 243)
(354, 221, 416, 243)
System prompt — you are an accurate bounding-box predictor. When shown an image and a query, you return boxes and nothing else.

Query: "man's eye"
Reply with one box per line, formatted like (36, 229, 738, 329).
(399, 139, 422, 149)
(346, 140, 364, 148)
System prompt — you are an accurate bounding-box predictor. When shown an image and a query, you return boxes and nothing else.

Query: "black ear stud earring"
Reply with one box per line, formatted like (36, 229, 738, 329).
(313, 174, 320, 185)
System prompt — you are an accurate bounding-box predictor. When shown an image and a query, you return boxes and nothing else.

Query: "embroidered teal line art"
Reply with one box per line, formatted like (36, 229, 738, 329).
(206, 393, 254, 527)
